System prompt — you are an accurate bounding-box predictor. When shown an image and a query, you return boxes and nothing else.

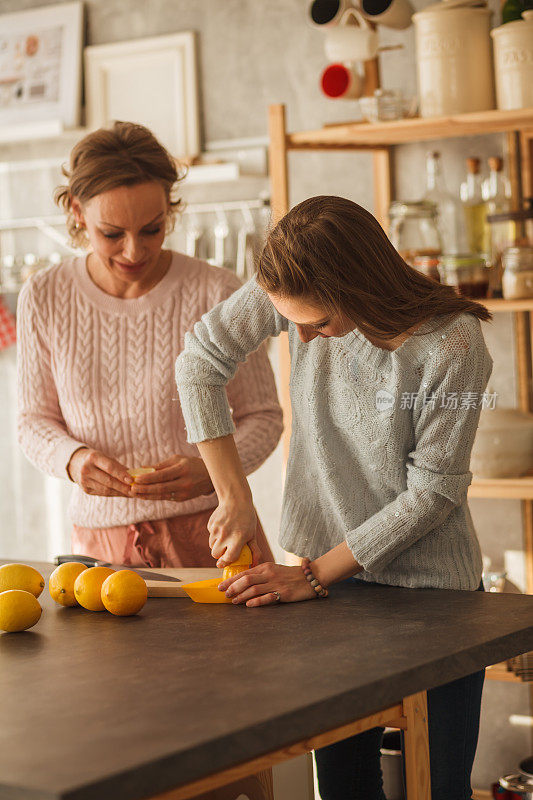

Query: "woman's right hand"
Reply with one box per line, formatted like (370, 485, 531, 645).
(67, 448, 133, 497)
(208, 499, 262, 568)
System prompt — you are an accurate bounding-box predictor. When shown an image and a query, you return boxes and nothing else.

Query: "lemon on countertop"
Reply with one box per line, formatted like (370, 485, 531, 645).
(49, 562, 88, 607)
(0, 563, 45, 597)
(101, 570, 147, 616)
(74, 566, 115, 612)
(0, 589, 41, 632)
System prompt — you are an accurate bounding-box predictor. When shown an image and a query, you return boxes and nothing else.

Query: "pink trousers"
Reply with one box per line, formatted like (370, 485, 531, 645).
(71, 508, 274, 568)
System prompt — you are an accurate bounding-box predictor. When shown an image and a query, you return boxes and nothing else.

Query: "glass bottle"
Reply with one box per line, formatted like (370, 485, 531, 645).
(482, 157, 511, 207)
(460, 157, 490, 256)
(423, 151, 466, 254)
(482, 157, 512, 295)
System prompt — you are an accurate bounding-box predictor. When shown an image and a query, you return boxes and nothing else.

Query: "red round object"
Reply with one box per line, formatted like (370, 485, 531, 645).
(321, 64, 350, 98)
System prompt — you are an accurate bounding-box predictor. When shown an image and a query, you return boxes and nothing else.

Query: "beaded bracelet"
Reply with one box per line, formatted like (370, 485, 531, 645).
(301, 558, 329, 598)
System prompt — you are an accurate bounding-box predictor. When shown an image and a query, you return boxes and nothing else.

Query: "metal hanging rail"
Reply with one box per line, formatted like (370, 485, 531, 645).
(183, 196, 270, 215)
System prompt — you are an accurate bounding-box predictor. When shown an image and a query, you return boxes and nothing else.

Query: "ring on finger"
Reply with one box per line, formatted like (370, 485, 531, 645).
(272, 590, 281, 603)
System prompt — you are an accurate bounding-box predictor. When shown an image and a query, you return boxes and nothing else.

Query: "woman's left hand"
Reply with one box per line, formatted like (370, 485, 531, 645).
(218, 562, 317, 607)
(130, 455, 214, 502)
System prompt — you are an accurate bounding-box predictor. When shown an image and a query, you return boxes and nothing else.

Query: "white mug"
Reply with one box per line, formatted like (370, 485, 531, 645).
(320, 62, 364, 99)
(361, 0, 414, 30)
(308, 0, 355, 27)
(324, 8, 379, 61)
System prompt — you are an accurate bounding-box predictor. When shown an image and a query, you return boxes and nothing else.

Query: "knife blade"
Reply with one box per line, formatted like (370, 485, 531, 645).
(53, 554, 182, 583)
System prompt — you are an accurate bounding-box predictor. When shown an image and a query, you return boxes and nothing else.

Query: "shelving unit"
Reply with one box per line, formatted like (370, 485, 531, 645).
(267, 104, 533, 689)
(470, 475, 533, 500)
(286, 107, 533, 149)
(486, 662, 527, 683)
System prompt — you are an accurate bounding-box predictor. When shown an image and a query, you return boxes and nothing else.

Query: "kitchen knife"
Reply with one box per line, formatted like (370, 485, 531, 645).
(53, 554, 182, 583)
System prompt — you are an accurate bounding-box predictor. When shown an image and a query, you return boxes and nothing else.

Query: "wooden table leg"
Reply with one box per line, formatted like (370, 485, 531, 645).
(256, 768, 274, 800)
(402, 691, 431, 800)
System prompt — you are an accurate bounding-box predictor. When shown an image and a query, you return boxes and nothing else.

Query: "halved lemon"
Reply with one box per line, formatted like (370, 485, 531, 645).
(232, 544, 252, 566)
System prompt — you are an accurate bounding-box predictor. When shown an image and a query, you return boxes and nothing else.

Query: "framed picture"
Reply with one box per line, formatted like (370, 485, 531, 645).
(0, 2, 83, 130)
(85, 32, 200, 160)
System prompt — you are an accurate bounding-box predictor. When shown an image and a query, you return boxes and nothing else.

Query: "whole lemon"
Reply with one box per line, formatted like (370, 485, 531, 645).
(49, 562, 88, 607)
(74, 566, 115, 611)
(0, 563, 45, 597)
(0, 589, 41, 632)
(101, 570, 148, 616)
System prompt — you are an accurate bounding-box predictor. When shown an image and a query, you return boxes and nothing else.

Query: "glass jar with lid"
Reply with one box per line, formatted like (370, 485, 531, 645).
(501, 246, 533, 300)
(437, 254, 490, 298)
(486, 199, 533, 297)
(389, 201, 442, 267)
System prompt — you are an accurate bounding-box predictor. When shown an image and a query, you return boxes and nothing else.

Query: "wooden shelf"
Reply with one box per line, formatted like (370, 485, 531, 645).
(469, 476, 533, 500)
(286, 107, 533, 151)
(486, 661, 527, 683)
(483, 297, 533, 312)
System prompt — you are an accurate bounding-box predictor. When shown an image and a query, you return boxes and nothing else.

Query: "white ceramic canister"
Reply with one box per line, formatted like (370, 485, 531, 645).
(491, 11, 533, 111)
(413, 0, 495, 118)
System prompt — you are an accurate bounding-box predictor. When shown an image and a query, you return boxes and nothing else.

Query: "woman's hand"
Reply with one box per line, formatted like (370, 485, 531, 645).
(67, 448, 133, 497)
(130, 455, 214, 502)
(218, 563, 317, 607)
(207, 500, 262, 567)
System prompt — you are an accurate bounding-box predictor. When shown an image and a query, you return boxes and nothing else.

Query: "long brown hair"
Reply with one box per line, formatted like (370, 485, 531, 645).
(257, 195, 492, 340)
(55, 121, 187, 247)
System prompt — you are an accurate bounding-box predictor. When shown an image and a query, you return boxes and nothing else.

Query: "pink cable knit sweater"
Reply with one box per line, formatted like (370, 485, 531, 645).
(17, 252, 283, 528)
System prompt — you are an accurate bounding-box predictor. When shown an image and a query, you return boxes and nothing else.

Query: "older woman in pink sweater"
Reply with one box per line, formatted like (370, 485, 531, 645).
(17, 121, 282, 568)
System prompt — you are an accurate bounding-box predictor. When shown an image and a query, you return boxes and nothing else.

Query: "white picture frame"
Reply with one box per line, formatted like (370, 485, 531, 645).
(0, 2, 83, 131)
(85, 32, 200, 159)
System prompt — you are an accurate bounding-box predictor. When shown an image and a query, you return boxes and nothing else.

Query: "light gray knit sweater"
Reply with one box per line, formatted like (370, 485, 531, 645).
(175, 277, 493, 590)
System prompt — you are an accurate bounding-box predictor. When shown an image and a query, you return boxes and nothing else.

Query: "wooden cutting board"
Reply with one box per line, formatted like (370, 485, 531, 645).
(144, 568, 221, 597)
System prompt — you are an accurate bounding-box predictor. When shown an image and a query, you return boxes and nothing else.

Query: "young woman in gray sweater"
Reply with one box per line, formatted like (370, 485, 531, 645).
(175, 195, 493, 800)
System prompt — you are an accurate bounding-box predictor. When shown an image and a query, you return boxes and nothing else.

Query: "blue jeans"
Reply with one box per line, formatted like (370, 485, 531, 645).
(314, 581, 485, 800)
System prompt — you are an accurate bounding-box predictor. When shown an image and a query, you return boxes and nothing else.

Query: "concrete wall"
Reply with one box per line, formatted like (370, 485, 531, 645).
(0, 0, 530, 792)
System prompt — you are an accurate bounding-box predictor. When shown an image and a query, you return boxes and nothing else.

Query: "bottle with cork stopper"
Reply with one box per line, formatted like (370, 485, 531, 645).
(460, 157, 490, 256)
(424, 150, 466, 255)
(483, 156, 512, 296)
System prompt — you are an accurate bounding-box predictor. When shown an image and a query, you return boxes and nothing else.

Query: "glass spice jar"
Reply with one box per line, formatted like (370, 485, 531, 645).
(389, 200, 442, 266)
(501, 246, 533, 300)
(437, 254, 490, 298)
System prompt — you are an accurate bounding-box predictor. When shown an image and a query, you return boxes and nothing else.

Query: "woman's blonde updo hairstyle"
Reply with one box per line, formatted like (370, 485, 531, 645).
(55, 121, 187, 248)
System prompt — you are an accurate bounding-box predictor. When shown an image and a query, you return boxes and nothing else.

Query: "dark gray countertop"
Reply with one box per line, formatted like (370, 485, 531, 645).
(1, 561, 532, 800)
